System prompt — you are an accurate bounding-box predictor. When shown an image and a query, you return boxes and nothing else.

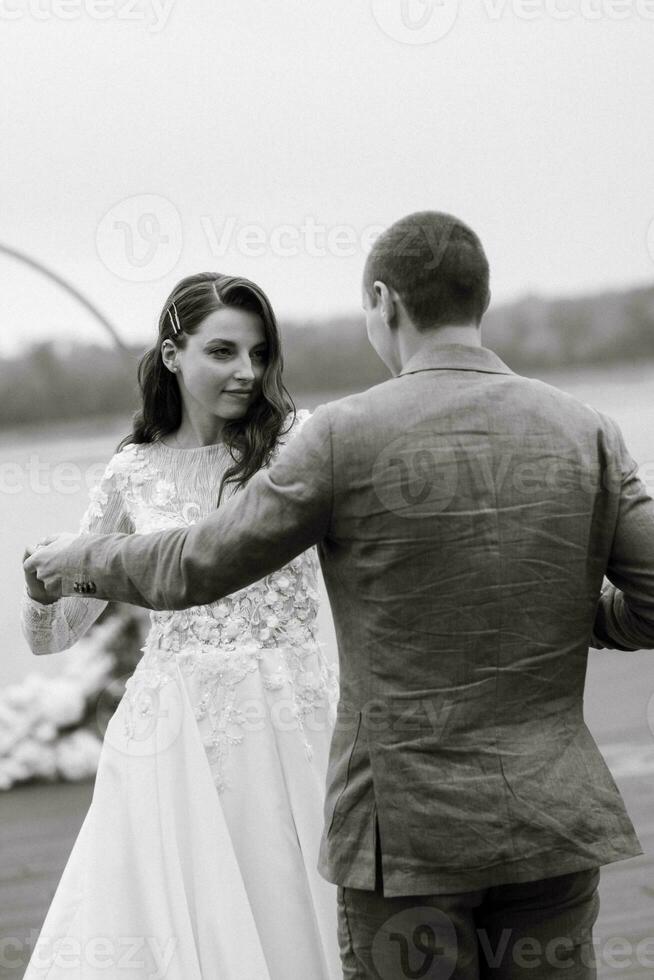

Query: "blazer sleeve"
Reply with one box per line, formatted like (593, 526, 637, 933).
(590, 414, 654, 651)
(21, 449, 135, 654)
(55, 404, 334, 611)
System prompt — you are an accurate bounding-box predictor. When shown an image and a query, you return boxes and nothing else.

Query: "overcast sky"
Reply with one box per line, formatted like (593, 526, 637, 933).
(1, 0, 653, 354)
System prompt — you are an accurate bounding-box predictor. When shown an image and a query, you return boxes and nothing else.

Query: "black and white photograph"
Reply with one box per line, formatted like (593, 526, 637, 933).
(1, 2, 654, 977)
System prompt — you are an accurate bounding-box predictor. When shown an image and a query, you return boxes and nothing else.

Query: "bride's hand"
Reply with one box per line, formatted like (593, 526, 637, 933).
(23, 536, 63, 605)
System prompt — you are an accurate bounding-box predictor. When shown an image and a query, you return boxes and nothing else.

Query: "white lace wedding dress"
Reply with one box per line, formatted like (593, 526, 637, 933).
(20, 409, 341, 980)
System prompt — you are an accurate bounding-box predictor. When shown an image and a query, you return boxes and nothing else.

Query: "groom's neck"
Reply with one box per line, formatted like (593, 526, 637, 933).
(396, 323, 482, 370)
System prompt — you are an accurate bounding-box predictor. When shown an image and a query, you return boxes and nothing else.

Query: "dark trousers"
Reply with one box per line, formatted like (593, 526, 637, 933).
(337, 826, 600, 979)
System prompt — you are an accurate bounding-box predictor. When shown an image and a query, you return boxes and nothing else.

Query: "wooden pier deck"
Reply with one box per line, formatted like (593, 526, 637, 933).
(1, 773, 653, 978)
(2, 649, 654, 978)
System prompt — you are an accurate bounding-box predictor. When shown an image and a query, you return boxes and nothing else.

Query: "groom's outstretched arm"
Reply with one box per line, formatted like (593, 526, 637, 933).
(55, 406, 333, 611)
(591, 416, 654, 651)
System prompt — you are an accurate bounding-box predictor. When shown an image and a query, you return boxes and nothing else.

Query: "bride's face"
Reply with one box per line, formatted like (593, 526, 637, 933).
(172, 307, 268, 420)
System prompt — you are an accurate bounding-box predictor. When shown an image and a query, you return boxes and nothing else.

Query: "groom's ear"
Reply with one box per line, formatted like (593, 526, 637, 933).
(376, 282, 398, 328)
(483, 289, 492, 315)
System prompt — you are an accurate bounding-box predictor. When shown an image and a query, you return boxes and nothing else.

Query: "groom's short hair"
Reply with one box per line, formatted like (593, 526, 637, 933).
(363, 211, 490, 330)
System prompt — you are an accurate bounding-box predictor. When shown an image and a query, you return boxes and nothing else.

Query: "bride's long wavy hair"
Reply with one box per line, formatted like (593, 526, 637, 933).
(118, 273, 295, 506)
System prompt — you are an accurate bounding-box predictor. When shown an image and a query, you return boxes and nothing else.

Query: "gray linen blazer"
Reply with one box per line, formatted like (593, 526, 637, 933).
(57, 341, 654, 896)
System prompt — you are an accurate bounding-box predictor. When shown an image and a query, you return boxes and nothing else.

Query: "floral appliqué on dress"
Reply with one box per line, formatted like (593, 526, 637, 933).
(105, 413, 338, 792)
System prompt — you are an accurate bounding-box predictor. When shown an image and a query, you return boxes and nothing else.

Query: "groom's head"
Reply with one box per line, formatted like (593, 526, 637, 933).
(362, 211, 491, 372)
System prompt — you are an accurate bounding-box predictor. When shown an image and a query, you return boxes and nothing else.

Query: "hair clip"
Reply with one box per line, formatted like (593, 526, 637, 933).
(168, 302, 182, 336)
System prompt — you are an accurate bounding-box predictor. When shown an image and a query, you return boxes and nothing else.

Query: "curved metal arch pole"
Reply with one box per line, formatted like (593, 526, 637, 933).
(0, 243, 129, 352)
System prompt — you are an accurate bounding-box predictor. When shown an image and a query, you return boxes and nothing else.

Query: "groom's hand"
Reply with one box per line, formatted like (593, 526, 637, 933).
(23, 533, 80, 601)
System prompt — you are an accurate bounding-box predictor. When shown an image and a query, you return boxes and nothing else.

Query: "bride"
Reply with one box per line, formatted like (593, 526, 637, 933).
(21, 272, 341, 979)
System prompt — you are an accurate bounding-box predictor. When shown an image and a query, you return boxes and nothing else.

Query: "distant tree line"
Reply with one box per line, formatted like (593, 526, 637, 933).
(1, 283, 652, 429)
(484, 284, 654, 370)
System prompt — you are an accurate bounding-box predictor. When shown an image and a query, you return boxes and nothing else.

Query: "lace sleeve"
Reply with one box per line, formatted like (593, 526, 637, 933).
(21, 447, 135, 655)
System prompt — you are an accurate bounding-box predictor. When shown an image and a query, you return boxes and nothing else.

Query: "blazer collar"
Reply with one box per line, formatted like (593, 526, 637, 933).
(399, 341, 515, 378)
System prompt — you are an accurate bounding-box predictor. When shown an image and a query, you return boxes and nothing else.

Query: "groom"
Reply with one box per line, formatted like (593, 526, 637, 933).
(26, 211, 654, 979)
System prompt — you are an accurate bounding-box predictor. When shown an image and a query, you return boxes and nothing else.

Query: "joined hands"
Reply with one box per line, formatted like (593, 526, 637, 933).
(23, 533, 80, 604)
